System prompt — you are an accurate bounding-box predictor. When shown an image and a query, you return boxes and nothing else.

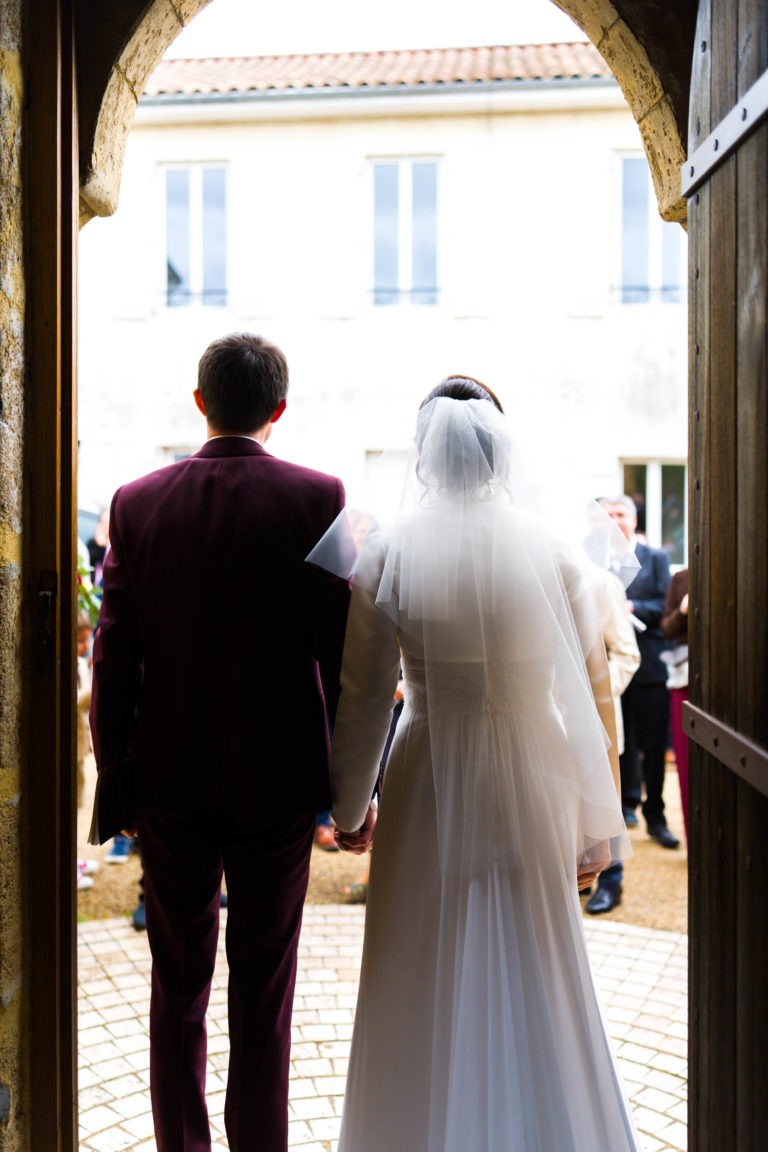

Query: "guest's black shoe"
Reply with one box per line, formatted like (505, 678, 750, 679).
(648, 825, 680, 849)
(132, 901, 146, 931)
(585, 886, 621, 915)
(622, 807, 639, 827)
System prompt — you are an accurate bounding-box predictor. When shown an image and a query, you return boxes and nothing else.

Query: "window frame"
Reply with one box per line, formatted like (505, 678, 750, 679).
(617, 154, 686, 306)
(370, 156, 440, 308)
(621, 458, 688, 567)
(163, 161, 228, 309)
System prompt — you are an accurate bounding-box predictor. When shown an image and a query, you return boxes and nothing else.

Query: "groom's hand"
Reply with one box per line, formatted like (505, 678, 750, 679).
(335, 802, 377, 855)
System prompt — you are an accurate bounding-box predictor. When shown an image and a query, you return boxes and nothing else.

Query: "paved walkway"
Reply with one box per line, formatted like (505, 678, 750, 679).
(77, 907, 688, 1152)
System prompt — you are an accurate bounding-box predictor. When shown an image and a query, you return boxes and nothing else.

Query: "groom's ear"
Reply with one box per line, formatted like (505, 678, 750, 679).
(193, 388, 207, 417)
(270, 398, 287, 424)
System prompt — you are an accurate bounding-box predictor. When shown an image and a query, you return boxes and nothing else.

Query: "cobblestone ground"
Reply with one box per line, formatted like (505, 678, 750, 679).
(78, 907, 688, 1152)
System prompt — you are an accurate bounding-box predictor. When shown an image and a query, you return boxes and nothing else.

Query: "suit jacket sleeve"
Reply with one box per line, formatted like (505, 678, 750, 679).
(311, 479, 351, 729)
(598, 575, 641, 699)
(631, 547, 671, 627)
(89, 490, 143, 768)
(561, 561, 622, 798)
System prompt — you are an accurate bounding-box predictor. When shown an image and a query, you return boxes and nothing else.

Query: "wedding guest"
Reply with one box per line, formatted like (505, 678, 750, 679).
(583, 567, 641, 914)
(86, 508, 110, 589)
(661, 567, 690, 839)
(599, 495, 678, 849)
(76, 613, 99, 893)
(76, 613, 93, 809)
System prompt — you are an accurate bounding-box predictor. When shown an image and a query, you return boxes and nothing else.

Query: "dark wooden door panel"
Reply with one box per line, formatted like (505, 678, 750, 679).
(26, 1, 78, 1149)
(687, 1, 768, 1148)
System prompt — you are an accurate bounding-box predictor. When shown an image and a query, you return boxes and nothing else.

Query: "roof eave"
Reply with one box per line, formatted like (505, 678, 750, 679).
(141, 75, 617, 107)
(135, 76, 626, 128)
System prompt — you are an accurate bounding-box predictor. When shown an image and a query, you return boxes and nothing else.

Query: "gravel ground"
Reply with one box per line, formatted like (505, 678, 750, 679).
(76, 757, 688, 936)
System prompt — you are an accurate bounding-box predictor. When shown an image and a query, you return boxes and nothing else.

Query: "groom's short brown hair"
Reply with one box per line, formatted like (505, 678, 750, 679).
(198, 333, 288, 432)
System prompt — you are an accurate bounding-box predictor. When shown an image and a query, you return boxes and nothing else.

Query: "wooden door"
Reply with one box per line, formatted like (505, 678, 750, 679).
(684, 1, 768, 1148)
(26, 0, 79, 1148)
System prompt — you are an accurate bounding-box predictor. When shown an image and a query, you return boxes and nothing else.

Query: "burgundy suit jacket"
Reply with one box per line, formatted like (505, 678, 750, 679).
(90, 436, 349, 819)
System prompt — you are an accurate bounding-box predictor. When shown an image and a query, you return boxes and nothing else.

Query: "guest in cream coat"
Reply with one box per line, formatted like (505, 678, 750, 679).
(584, 568, 641, 914)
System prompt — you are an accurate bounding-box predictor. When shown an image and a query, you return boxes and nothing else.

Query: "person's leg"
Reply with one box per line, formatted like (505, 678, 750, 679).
(314, 809, 339, 850)
(670, 686, 689, 840)
(618, 683, 642, 817)
(136, 810, 224, 1152)
(222, 811, 315, 1152)
(585, 861, 623, 914)
(639, 683, 672, 829)
(105, 830, 135, 862)
(132, 859, 146, 930)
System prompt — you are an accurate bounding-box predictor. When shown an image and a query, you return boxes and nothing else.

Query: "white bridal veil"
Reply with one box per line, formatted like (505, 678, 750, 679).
(314, 397, 642, 1152)
(308, 396, 636, 873)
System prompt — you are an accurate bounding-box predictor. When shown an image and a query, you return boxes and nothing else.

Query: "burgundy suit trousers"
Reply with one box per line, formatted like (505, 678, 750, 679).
(136, 808, 316, 1152)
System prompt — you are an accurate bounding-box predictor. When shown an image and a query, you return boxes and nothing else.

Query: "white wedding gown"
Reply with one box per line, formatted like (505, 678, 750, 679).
(329, 503, 640, 1152)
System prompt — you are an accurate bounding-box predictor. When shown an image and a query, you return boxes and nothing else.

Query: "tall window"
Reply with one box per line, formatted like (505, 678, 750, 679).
(620, 156, 685, 304)
(373, 159, 438, 306)
(165, 165, 227, 307)
(623, 460, 687, 566)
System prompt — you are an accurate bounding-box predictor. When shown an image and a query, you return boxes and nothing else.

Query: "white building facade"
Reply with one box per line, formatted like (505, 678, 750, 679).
(78, 42, 688, 561)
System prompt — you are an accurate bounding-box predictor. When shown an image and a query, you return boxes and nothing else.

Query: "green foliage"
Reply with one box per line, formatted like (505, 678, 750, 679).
(77, 562, 101, 626)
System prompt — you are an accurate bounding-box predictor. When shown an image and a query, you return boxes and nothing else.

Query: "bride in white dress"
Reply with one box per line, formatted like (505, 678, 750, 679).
(323, 378, 640, 1152)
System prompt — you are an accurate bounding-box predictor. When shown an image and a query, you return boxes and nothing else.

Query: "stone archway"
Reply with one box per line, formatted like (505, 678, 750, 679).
(79, 0, 690, 230)
(555, 0, 688, 223)
(79, 0, 212, 225)
(2, 2, 700, 1151)
(63, 4, 697, 1151)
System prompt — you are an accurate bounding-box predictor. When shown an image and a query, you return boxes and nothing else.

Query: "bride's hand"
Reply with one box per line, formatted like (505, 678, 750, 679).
(334, 802, 377, 855)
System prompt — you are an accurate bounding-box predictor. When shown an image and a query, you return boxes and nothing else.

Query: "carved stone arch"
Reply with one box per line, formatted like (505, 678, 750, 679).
(79, 0, 692, 229)
(554, 0, 689, 224)
(78, 0, 212, 226)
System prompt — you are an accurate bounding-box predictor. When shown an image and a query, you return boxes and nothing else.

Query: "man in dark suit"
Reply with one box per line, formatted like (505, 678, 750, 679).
(90, 333, 350, 1152)
(586, 493, 677, 915)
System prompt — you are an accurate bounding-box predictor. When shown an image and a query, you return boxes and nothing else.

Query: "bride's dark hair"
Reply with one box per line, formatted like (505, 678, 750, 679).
(420, 374, 504, 414)
(415, 375, 508, 492)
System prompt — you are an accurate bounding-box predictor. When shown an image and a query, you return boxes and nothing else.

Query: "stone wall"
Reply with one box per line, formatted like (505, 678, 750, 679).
(0, 0, 26, 1145)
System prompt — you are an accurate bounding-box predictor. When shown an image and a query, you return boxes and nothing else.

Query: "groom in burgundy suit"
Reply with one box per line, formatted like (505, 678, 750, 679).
(90, 334, 350, 1152)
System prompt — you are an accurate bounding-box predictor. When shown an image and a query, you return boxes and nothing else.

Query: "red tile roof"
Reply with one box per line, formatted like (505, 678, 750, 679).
(145, 42, 612, 98)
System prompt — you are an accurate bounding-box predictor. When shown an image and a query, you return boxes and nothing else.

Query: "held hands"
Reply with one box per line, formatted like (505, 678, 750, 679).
(334, 802, 377, 855)
(577, 840, 611, 891)
(577, 861, 610, 892)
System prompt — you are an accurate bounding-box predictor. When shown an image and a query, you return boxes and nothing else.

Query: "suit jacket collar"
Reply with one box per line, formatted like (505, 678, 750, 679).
(194, 436, 269, 460)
